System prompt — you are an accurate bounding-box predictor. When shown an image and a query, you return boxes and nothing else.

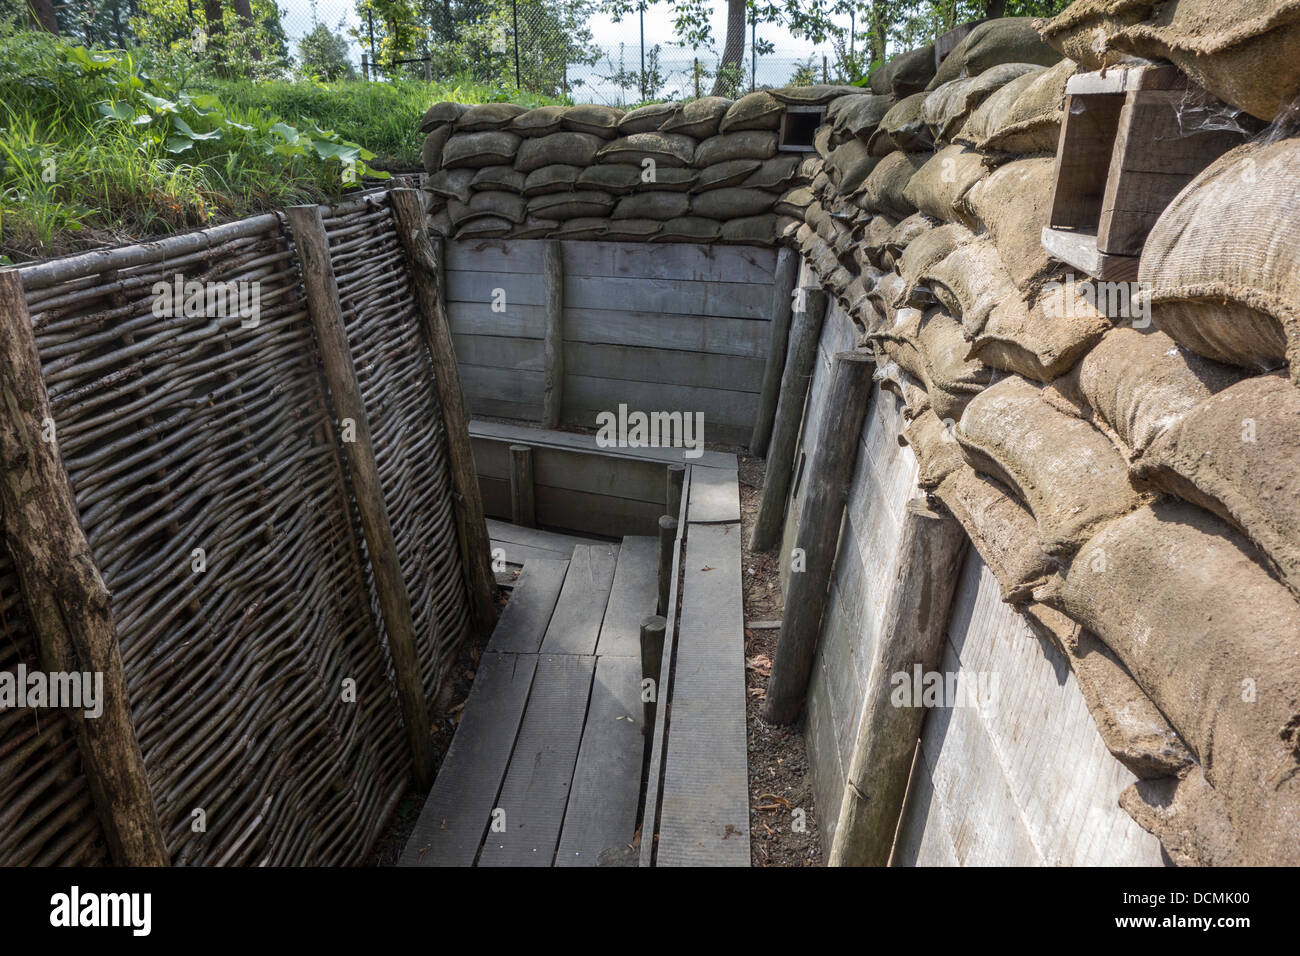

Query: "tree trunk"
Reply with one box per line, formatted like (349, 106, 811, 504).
(230, 0, 261, 61)
(710, 0, 746, 96)
(870, 0, 889, 65)
(26, 0, 59, 34)
(985, 0, 1007, 18)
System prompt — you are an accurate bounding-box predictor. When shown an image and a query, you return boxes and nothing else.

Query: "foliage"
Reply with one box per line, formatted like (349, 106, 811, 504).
(297, 21, 357, 81)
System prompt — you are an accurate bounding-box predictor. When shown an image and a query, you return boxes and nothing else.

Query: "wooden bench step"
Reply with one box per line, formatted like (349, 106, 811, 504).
(596, 535, 659, 657)
(538, 544, 619, 655)
(488, 558, 570, 655)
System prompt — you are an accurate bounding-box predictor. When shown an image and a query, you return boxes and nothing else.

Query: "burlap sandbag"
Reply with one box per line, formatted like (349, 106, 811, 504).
(442, 130, 521, 168)
(454, 215, 514, 239)
(603, 218, 663, 241)
(956, 66, 1045, 146)
(455, 102, 528, 131)
(1035, 0, 1156, 69)
(654, 216, 721, 242)
(957, 375, 1146, 555)
(551, 217, 610, 240)
(510, 105, 567, 137)
(857, 214, 901, 265)
(576, 164, 642, 193)
(896, 222, 976, 300)
(447, 190, 528, 226)
(511, 217, 560, 238)
(515, 131, 604, 172)
(419, 101, 466, 133)
(775, 214, 800, 240)
(421, 125, 452, 172)
(597, 132, 697, 167)
(1051, 327, 1243, 459)
(813, 125, 835, 161)
(695, 159, 763, 191)
(803, 201, 835, 243)
(918, 236, 1019, 337)
(873, 360, 931, 419)
(618, 102, 680, 134)
(928, 17, 1061, 91)
(522, 164, 582, 196)
(935, 467, 1056, 602)
(869, 92, 933, 154)
(826, 93, 895, 139)
(970, 281, 1110, 382)
(426, 208, 452, 235)
(612, 191, 691, 220)
(810, 169, 832, 200)
(1035, 499, 1300, 865)
(1120, 768, 1247, 866)
(718, 91, 783, 133)
(902, 409, 966, 489)
(978, 56, 1076, 154)
(859, 149, 930, 218)
(742, 155, 802, 190)
(869, 44, 937, 96)
(1133, 373, 1300, 599)
(823, 139, 881, 194)
(915, 308, 994, 394)
(922, 63, 1044, 144)
(563, 104, 625, 138)
(903, 144, 987, 223)
(694, 131, 779, 166)
(881, 212, 938, 260)
(661, 96, 732, 138)
(528, 190, 616, 220)
(1139, 138, 1300, 381)
(720, 214, 779, 244)
(1107, 0, 1300, 121)
(471, 165, 525, 193)
(770, 84, 863, 105)
(957, 155, 1056, 289)
(425, 168, 474, 203)
(773, 185, 813, 218)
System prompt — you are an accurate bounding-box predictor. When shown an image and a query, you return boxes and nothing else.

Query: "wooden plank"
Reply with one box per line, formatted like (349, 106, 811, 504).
(555, 655, 646, 866)
(400, 651, 537, 867)
(481, 478, 666, 537)
(687, 464, 741, 523)
(487, 559, 571, 655)
(657, 522, 750, 866)
(1047, 93, 1125, 231)
(564, 375, 757, 432)
(446, 300, 545, 338)
(451, 334, 544, 372)
(565, 307, 771, 358)
(486, 517, 597, 556)
(565, 341, 766, 394)
(459, 363, 544, 407)
(596, 535, 660, 657)
(1065, 62, 1184, 95)
(474, 439, 669, 504)
(446, 237, 777, 284)
(543, 240, 564, 428)
(479, 654, 596, 867)
(751, 247, 800, 456)
(470, 419, 737, 469)
(1040, 227, 1141, 282)
(539, 544, 619, 655)
(490, 539, 567, 568)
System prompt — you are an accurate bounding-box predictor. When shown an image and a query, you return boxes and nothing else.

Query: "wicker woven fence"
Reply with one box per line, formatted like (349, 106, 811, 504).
(0, 189, 490, 866)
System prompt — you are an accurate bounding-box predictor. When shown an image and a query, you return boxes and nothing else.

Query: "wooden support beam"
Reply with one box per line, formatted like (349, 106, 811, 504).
(640, 614, 667, 736)
(666, 463, 685, 519)
(762, 351, 874, 725)
(509, 444, 535, 528)
(0, 269, 169, 866)
(829, 499, 967, 867)
(657, 514, 678, 618)
(542, 240, 565, 429)
(287, 204, 436, 791)
(750, 282, 828, 552)
(389, 188, 498, 637)
(749, 247, 800, 457)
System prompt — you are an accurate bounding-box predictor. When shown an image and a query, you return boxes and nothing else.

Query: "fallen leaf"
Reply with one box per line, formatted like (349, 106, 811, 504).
(700, 565, 714, 572)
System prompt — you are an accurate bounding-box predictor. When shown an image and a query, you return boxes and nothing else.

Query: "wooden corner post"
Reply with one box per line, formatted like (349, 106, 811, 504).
(388, 188, 498, 637)
(542, 240, 565, 429)
(750, 247, 800, 457)
(0, 268, 169, 866)
(287, 204, 437, 790)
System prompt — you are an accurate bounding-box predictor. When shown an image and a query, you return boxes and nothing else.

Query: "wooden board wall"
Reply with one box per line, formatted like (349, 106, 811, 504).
(446, 240, 779, 446)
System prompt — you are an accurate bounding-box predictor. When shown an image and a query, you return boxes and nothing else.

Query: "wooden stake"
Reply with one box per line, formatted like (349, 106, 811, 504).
(750, 280, 828, 552)
(389, 188, 499, 637)
(750, 247, 800, 457)
(509, 444, 535, 528)
(0, 269, 169, 866)
(287, 204, 436, 791)
(666, 463, 685, 519)
(763, 351, 874, 725)
(640, 614, 667, 735)
(829, 499, 967, 866)
(657, 514, 678, 618)
(542, 240, 565, 429)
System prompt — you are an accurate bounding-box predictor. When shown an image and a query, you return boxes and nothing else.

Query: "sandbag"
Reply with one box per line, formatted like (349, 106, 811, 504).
(928, 17, 1061, 91)
(813, 125, 834, 160)
(720, 214, 779, 244)
(426, 208, 452, 235)
(826, 93, 895, 139)
(424, 168, 474, 203)
(1139, 138, 1300, 381)
(803, 201, 835, 243)
(1052, 327, 1243, 459)
(919, 235, 1020, 337)
(611, 191, 691, 220)
(510, 105, 567, 137)
(442, 130, 521, 168)
(1036, 0, 1156, 69)
(873, 360, 931, 419)
(882, 212, 938, 260)
(742, 155, 802, 190)
(471, 165, 525, 193)
(773, 186, 813, 218)
(896, 222, 976, 299)
(511, 217, 560, 238)
(528, 190, 616, 220)
(858, 214, 901, 264)
(690, 187, 776, 220)
(515, 131, 603, 172)
(914, 308, 993, 394)
(970, 281, 1110, 382)
(1120, 768, 1247, 866)
(598, 132, 697, 167)
(978, 56, 1076, 154)
(1036, 500, 1300, 865)
(421, 125, 452, 172)
(824, 139, 881, 194)
(694, 130, 779, 166)
(770, 85, 863, 105)
(455, 102, 528, 131)
(869, 93, 933, 154)
(957, 155, 1056, 289)
(618, 102, 680, 134)
(447, 190, 528, 225)
(957, 375, 1146, 555)
(902, 409, 965, 489)
(418, 101, 466, 132)
(454, 215, 514, 239)
(695, 159, 763, 191)
(935, 467, 1056, 602)
(859, 150, 931, 219)
(661, 96, 731, 138)
(551, 217, 609, 240)
(1133, 373, 1300, 599)
(903, 144, 987, 223)
(563, 104, 624, 138)
(522, 164, 582, 196)
(923, 63, 1044, 143)
(870, 44, 937, 96)
(654, 216, 721, 242)
(718, 91, 783, 133)
(576, 164, 643, 193)
(957, 67, 1044, 146)
(602, 218, 663, 241)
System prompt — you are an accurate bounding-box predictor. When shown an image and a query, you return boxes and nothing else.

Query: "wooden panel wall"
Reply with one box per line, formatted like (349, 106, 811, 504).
(446, 239, 779, 446)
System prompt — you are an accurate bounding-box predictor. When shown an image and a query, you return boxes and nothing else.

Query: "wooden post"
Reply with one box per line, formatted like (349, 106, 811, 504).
(666, 463, 685, 519)
(389, 188, 499, 637)
(656, 514, 678, 618)
(362, 52, 369, 81)
(750, 247, 800, 457)
(287, 204, 437, 791)
(640, 614, 667, 734)
(542, 240, 565, 429)
(509, 444, 535, 528)
(829, 499, 967, 866)
(750, 279, 828, 552)
(763, 351, 874, 725)
(0, 269, 169, 866)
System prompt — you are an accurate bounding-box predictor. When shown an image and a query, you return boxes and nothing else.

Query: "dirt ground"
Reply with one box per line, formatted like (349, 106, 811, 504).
(737, 453, 823, 866)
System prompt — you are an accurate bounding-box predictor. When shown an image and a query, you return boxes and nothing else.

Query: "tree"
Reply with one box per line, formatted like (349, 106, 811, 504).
(25, 0, 58, 34)
(298, 21, 356, 80)
(713, 0, 743, 94)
